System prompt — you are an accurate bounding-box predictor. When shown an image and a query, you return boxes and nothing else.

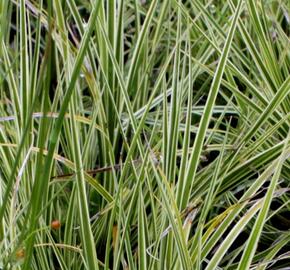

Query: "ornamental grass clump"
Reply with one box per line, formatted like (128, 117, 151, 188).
(0, 0, 289, 269)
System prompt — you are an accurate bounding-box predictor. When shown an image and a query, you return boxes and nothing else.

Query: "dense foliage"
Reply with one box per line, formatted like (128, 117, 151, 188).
(0, 0, 289, 269)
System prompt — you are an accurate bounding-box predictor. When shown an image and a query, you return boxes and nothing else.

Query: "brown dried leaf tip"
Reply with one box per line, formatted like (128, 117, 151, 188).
(16, 248, 25, 259)
(51, 220, 61, 230)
